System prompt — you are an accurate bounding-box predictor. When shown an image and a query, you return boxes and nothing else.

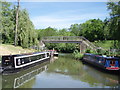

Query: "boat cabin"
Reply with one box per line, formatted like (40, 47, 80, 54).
(2, 52, 50, 71)
(83, 53, 120, 70)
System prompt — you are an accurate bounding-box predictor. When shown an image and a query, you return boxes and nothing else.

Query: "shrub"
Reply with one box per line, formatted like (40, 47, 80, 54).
(85, 49, 96, 54)
(73, 50, 83, 60)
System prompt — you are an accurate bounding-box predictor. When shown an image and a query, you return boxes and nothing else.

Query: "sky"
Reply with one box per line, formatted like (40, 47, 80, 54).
(14, 2, 110, 29)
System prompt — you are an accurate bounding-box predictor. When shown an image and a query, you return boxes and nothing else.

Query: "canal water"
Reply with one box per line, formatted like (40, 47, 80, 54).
(1, 54, 120, 88)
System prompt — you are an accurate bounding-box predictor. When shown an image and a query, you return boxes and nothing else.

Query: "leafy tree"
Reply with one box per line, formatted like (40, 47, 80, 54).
(17, 9, 38, 48)
(80, 19, 104, 41)
(69, 24, 81, 36)
(1, 1, 38, 48)
(107, 1, 120, 49)
(1, 1, 15, 44)
(58, 28, 73, 36)
(37, 27, 58, 40)
(103, 18, 111, 40)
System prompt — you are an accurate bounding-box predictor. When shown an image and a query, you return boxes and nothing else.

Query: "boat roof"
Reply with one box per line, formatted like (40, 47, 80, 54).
(2, 51, 49, 57)
(84, 53, 119, 60)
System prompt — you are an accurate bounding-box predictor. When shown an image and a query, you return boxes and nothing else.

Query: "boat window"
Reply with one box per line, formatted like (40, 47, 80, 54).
(47, 53, 49, 57)
(16, 58, 22, 66)
(2, 56, 12, 66)
(41, 54, 45, 58)
(21, 58, 25, 65)
(24, 57, 29, 64)
(30, 56, 37, 61)
(110, 60, 115, 66)
(37, 55, 42, 60)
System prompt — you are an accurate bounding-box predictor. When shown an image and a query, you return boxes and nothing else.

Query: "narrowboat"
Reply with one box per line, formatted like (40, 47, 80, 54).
(83, 53, 120, 71)
(1, 52, 50, 73)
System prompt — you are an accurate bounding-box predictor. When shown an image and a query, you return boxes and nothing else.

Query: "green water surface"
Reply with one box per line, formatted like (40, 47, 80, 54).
(1, 54, 120, 88)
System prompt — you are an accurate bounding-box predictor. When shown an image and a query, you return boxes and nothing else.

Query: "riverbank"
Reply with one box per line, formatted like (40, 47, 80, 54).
(0, 44, 37, 56)
(93, 40, 114, 49)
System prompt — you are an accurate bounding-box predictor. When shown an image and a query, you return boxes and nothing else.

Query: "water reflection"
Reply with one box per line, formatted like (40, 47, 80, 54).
(0, 75, 2, 90)
(47, 54, 119, 88)
(2, 54, 120, 88)
(2, 61, 50, 88)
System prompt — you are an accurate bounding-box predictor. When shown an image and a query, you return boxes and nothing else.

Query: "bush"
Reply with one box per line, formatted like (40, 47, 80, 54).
(73, 50, 83, 60)
(85, 49, 96, 54)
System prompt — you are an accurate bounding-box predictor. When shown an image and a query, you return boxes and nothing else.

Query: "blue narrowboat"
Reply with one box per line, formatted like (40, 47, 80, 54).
(83, 53, 120, 71)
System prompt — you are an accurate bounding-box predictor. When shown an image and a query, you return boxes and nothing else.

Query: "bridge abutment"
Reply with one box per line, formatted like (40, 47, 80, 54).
(79, 42, 87, 53)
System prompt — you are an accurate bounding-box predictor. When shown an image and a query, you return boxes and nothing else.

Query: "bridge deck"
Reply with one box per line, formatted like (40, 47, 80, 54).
(42, 40, 82, 43)
(41, 36, 98, 51)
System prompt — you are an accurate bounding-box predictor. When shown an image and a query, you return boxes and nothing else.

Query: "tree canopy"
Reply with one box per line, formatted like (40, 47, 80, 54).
(1, 1, 38, 48)
(107, 1, 120, 41)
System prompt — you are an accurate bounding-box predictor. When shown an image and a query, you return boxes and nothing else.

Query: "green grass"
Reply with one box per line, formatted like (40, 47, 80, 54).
(93, 40, 114, 50)
(0, 44, 37, 56)
(92, 40, 120, 56)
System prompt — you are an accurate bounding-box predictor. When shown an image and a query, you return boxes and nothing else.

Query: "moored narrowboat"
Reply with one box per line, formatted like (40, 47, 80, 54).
(83, 53, 120, 71)
(1, 52, 50, 73)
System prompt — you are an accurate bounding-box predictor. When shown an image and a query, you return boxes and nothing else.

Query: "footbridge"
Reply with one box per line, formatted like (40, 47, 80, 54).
(41, 36, 99, 53)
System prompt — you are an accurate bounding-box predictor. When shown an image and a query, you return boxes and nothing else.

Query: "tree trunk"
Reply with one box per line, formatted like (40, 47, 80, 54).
(14, 0, 20, 46)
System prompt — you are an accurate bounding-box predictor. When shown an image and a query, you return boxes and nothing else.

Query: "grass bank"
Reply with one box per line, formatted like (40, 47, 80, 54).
(0, 44, 37, 56)
(93, 40, 114, 49)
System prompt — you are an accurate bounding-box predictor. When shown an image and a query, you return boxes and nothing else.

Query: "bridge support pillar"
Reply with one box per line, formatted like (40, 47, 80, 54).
(79, 43, 87, 53)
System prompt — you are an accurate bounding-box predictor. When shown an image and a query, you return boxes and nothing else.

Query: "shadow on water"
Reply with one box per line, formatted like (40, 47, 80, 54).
(1, 53, 120, 88)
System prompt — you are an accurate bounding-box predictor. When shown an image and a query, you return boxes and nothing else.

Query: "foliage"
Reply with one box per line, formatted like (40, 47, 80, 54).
(37, 28, 79, 53)
(80, 19, 105, 41)
(1, 2, 15, 44)
(73, 50, 83, 59)
(107, 1, 120, 49)
(93, 40, 114, 49)
(1, 1, 38, 48)
(85, 49, 96, 54)
(69, 24, 81, 36)
(17, 9, 38, 48)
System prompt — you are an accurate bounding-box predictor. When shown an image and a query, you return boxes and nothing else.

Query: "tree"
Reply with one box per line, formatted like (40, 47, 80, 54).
(1, 1, 15, 44)
(107, 1, 120, 49)
(107, 1, 120, 41)
(80, 19, 104, 41)
(18, 9, 38, 48)
(37, 27, 58, 40)
(103, 18, 111, 40)
(69, 24, 81, 36)
(14, 0, 20, 46)
(1, 1, 39, 48)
